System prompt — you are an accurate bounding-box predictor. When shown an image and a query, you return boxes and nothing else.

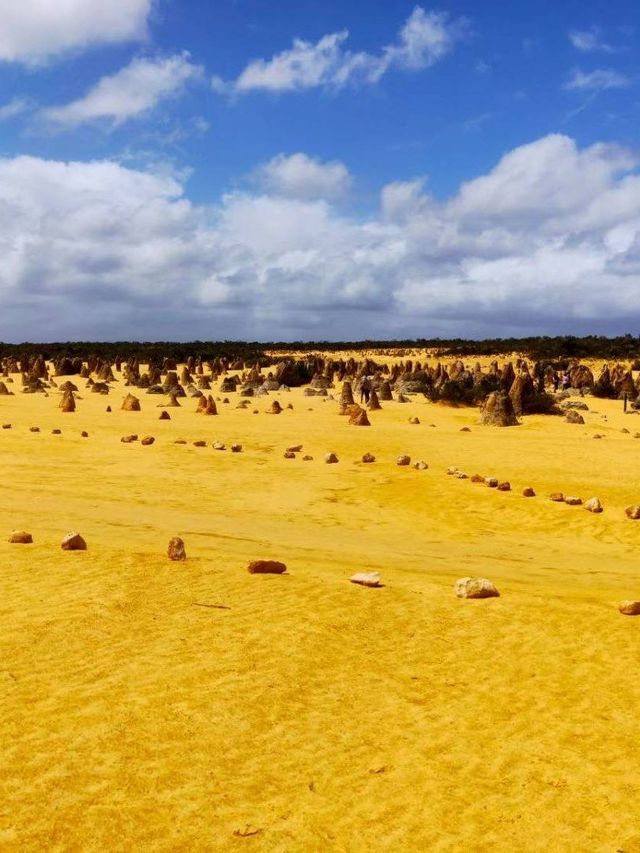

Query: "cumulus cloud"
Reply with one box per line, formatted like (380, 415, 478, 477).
(564, 68, 631, 92)
(0, 0, 153, 65)
(212, 6, 465, 95)
(41, 54, 202, 129)
(254, 153, 352, 200)
(1, 134, 640, 341)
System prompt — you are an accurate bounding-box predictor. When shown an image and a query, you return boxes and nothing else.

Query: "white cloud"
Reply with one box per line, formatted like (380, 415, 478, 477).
(0, 0, 153, 65)
(569, 27, 614, 53)
(213, 6, 465, 95)
(41, 54, 202, 128)
(254, 153, 352, 200)
(564, 68, 631, 92)
(0, 97, 32, 121)
(1, 134, 640, 340)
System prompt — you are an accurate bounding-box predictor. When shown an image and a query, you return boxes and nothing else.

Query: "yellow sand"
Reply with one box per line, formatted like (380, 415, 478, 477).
(1, 359, 640, 852)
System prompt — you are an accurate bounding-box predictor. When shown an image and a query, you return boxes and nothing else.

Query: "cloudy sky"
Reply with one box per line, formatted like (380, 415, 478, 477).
(0, 0, 639, 342)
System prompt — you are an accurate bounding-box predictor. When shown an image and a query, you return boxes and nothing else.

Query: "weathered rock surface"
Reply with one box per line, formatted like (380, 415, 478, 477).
(248, 560, 287, 574)
(455, 577, 500, 599)
(61, 532, 87, 551)
(168, 537, 186, 561)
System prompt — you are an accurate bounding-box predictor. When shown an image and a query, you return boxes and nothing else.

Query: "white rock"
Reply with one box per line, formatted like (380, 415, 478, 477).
(455, 577, 499, 599)
(350, 572, 381, 588)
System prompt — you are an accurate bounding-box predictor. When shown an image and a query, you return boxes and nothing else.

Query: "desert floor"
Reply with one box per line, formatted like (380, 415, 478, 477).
(1, 356, 640, 852)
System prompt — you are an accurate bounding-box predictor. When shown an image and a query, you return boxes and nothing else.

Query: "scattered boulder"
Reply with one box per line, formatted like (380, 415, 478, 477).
(497, 482, 511, 492)
(396, 455, 411, 466)
(231, 444, 242, 453)
(268, 401, 282, 415)
(159, 411, 171, 420)
(409, 417, 420, 425)
(121, 434, 138, 443)
(61, 532, 87, 551)
(522, 487, 536, 497)
(414, 460, 428, 470)
(168, 537, 186, 561)
(81, 431, 89, 438)
(550, 492, 565, 502)
(283, 451, 296, 459)
(619, 601, 640, 616)
(565, 410, 585, 425)
(479, 391, 519, 427)
(212, 441, 225, 450)
(9, 531, 32, 544)
(362, 453, 375, 463)
(485, 477, 498, 488)
(350, 571, 381, 588)
(30, 427, 40, 433)
(193, 440, 207, 447)
(122, 393, 141, 412)
(141, 436, 155, 446)
(287, 444, 303, 453)
(471, 474, 484, 483)
(455, 577, 500, 599)
(625, 505, 640, 519)
(564, 496, 582, 506)
(302, 455, 314, 461)
(584, 496, 603, 513)
(325, 453, 339, 464)
(350, 408, 370, 426)
(248, 559, 287, 574)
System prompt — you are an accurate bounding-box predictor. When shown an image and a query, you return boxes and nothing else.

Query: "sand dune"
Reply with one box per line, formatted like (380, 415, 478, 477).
(1, 356, 640, 851)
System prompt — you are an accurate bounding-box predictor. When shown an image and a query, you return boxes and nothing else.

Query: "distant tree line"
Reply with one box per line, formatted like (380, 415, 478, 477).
(0, 334, 639, 363)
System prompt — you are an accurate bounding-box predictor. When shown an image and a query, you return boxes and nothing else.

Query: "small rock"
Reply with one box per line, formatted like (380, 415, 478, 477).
(456, 471, 468, 479)
(193, 440, 207, 447)
(470, 474, 484, 483)
(61, 532, 87, 551)
(396, 455, 411, 466)
(460, 427, 471, 432)
(52, 428, 61, 435)
(9, 531, 32, 544)
(455, 577, 499, 599)
(81, 431, 89, 438)
(414, 460, 428, 470)
(121, 434, 138, 443)
(350, 571, 381, 588)
(248, 560, 287, 574)
(485, 477, 498, 488)
(159, 411, 171, 420)
(2, 424, 11, 429)
(174, 439, 187, 444)
(30, 426, 40, 433)
(231, 444, 242, 453)
(106, 405, 112, 413)
(362, 453, 376, 463)
(302, 455, 313, 461)
(619, 601, 640, 616)
(522, 487, 536, 497)
(325, 453, 339, 464)
(584, 496, 603, 513)
(497, 481, 511, 491)
(212, 441, 225, 450)
(564, 496, 582, 506)
(287, 444, 303, 453)
(168, 536, 186, 561)
(550, 492, 565, 502)
(447, 466, 458, 475)
(625, 505, 640, 519)
(283, 450, 296, 459)
(141, 436, 155, 446)
(565, 410, 585, 425)
(409, 417, 420, 425)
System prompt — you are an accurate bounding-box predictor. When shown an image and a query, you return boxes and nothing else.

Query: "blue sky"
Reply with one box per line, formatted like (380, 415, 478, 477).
(0, 0, 639, 341)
